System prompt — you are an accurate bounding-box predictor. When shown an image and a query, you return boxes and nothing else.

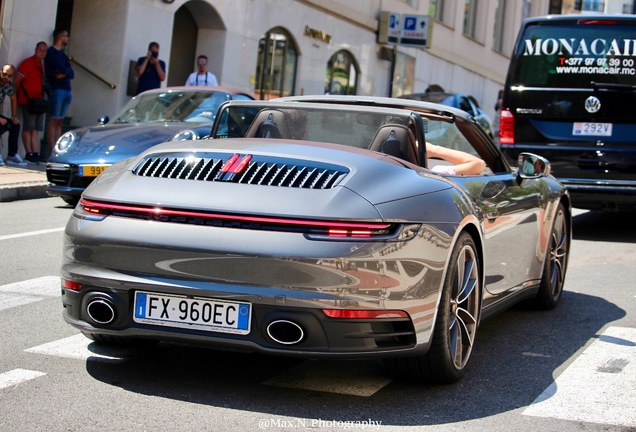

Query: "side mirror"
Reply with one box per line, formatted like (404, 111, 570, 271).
(518, 153, 551, 179)
(98, 116, 110, 125)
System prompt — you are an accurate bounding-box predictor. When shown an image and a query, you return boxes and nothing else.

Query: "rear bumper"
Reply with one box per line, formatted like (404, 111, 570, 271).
(46, 184, 84, 198)
(560, 180, 636, 210)
(502, 146, 636, 210)
(61, 284, 425, 359)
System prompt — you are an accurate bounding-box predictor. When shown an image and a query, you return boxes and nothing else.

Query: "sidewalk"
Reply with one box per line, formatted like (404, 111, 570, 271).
(0, 163, 49, 202)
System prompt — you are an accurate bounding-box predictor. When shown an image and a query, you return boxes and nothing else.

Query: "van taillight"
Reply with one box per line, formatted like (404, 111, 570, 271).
(499, 109, 515, 145)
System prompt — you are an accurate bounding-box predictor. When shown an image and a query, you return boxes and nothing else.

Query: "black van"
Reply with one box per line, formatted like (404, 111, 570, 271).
(500, 14, 636, 211)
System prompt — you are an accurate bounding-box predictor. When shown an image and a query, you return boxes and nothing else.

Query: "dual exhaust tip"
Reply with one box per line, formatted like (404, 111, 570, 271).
(86, 299, 305, 346)
(266, 319, 305, 345)
(86, 298, 116, 325)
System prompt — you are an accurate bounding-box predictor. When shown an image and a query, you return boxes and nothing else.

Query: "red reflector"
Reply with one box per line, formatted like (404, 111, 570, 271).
(62, 279, 82, 291)
(499, 108, 515, 145)
(322, 309, 408, 319)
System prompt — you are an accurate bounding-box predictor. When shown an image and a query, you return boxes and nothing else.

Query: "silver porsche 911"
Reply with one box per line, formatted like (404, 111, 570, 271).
(61, 96, 571, 384)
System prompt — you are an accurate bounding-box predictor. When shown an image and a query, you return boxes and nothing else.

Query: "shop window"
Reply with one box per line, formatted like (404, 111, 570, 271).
(255, 28, 298, 100)
(325, 50, 359, 95)
(392, 52, 415, 97)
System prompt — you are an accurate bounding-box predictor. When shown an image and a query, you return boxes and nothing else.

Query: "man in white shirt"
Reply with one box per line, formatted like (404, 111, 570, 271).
(185, 55, 218, 87)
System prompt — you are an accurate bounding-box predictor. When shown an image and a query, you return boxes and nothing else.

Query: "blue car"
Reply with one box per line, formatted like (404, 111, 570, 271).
(46, 86, 253, 205)
(401, 91, 494, 138)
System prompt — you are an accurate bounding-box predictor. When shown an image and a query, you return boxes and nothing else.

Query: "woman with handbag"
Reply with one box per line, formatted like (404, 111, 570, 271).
(15, 41, 48, 164)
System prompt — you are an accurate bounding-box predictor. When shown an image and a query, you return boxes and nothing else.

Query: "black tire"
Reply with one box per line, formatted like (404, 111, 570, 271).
(384, 232, 481, 384)
(535, 202, 569, 310)
(61, 196, 79, 207)
(82, 331, 157, 347)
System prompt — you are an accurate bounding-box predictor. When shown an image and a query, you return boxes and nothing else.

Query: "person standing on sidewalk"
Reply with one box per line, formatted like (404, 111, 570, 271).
(184, 55, 218, 87)
(0, 64, 25, 167)
(14, 41, 48, 164)
(135, 41, 166, 95)
(45, 29, 74, 154)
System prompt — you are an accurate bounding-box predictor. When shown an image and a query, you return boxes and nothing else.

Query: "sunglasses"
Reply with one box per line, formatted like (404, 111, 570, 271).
(197, 61, 207, 66)
(1, 72, 13, 78)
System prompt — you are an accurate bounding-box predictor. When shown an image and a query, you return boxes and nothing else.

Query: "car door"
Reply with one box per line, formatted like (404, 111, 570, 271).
(452, 170, 543, 297)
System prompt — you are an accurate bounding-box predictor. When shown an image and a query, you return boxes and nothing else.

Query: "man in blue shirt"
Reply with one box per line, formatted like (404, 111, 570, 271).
(45, 29, 74, 154)
(135, 42, 166, 95)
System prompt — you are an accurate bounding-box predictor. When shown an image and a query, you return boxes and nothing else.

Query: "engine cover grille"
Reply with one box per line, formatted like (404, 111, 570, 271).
(132, 153, 348, 189)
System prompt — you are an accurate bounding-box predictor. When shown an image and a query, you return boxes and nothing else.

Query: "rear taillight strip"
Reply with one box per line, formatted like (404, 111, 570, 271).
(79, 198, 395, 238)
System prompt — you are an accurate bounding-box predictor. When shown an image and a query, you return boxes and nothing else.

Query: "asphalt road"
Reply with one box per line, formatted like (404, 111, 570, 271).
(1, 197, 635, 432)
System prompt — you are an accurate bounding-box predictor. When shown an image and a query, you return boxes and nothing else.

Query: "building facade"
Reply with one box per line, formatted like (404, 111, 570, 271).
(1, 0, 578, 154)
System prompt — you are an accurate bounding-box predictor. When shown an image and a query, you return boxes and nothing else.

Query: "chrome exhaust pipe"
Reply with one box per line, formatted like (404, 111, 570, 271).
(86, 299, 116, 325)
(266, 320, 305, 345)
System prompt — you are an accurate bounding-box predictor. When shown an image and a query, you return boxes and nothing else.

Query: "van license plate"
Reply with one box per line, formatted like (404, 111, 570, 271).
(573, 122, 612, 137)
(133, 291, 251, 334)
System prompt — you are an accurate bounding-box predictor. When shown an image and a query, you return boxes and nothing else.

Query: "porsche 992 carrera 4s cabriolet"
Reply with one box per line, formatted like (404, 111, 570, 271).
(60, 96, 571, 384)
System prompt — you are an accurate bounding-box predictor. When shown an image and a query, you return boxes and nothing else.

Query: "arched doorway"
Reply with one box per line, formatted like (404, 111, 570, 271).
(325, 50, 359, 95)
(169, 1, 225, 87)
(255, 27, 299, 100)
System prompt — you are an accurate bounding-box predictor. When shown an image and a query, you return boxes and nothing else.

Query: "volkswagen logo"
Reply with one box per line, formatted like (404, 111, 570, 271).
(585, 96, 601, 113)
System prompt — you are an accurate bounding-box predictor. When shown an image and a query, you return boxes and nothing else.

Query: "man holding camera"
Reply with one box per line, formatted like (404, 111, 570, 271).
(135, 42, 166, 95)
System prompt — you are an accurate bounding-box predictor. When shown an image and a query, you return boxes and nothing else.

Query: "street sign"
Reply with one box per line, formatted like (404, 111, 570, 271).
(378, 11, 400, 44)
(400, 14, 430, 47)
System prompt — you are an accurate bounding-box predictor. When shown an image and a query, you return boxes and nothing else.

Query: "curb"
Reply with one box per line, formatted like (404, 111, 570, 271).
(0, 182, 49, 202)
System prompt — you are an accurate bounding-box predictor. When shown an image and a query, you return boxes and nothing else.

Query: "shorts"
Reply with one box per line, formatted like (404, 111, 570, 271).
(20, 105, 45, 131)
(49, 88, 72, 119)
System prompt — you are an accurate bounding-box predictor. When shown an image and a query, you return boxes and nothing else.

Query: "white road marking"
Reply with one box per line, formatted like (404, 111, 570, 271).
(0, 369, 46, 390)
(0, 276, 60, 311)
(0, 227, 65, 241)
(25, 334, 143, 363)
(524, 326, 636, 428)
(263, 360, 391, 397)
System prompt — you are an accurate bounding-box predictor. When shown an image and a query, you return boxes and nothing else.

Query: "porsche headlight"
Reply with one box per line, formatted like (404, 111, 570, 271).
(171, 130, 199, 141)
(55, 131, 78, 154)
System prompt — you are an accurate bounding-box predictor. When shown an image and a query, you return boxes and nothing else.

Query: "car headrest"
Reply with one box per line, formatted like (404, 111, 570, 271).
(368, 124, 417, 165)
(245, 109, 295, 139)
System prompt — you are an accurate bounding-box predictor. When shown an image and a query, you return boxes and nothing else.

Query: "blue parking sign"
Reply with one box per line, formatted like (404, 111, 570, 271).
(400, 15, 429, 47)
(404, 16, 418, 31)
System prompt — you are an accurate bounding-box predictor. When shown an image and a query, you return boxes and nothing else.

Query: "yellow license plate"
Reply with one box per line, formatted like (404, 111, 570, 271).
(79, 165, 110, 177)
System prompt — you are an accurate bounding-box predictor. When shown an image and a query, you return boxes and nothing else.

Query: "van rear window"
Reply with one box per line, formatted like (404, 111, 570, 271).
(510, 23, 636, 88)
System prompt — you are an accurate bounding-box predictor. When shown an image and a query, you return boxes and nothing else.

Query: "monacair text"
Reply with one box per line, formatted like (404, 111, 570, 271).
(523, 38, 636, 56)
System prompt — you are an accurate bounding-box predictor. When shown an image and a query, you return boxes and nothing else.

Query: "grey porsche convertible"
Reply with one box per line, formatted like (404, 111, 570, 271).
(60, 96, 570, 384)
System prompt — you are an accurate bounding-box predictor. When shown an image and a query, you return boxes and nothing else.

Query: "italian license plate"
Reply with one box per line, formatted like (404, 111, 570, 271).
(572, 122, 612, 137)
(133, 291, 251, 334)
(79, 164, 110, 177)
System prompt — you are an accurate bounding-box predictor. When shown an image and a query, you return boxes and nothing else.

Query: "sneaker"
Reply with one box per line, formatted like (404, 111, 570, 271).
(6, 154, 28, 166)
(25, 153, 40, 165)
